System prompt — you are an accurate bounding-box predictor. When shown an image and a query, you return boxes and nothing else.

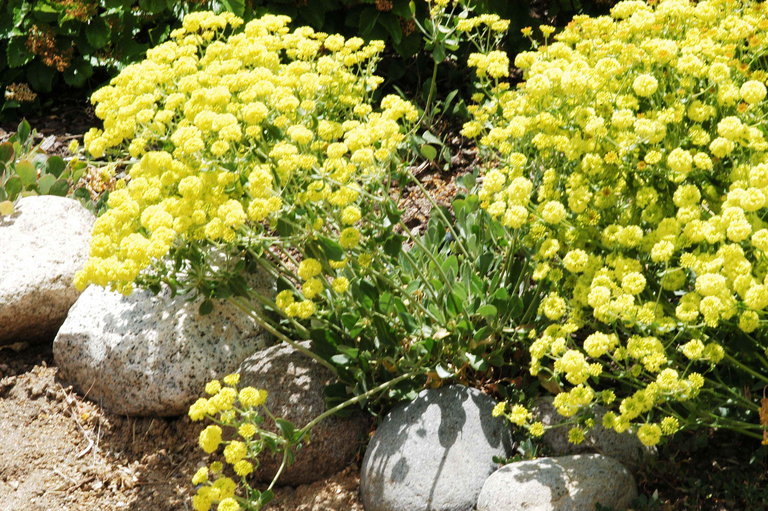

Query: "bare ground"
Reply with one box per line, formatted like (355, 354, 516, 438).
(0, 340, 363, 511)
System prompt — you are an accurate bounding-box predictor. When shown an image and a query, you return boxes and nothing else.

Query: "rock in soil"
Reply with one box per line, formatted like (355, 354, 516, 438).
(476, 453, 637, 511)
(360, 385, 513, 511)
(239, 341, 369, 486)
(54, 281, 272, 417)
(0, 196, 94, 346)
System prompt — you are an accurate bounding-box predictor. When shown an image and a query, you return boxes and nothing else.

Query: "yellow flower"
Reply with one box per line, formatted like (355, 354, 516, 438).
(189, 398, 211, 421)
(205, 380, 222, 395)
(568, 427, 585, 444)
(332, 277, 350, 293)
(297, 258, 322, 281)
(632, 74, 658, 97)
(528, 421, 545, 437)
(217, 497, 241, 511)
(233, 460, 254, 477)
(740, 80, 767, 104)
(238, 387, 268, 407)
(238, 423, 257, 439)
(199, 425, 223, 454)
(223, 441, 247, 464)
(223, 373, 240, 386)
(636, 423, 662, 446)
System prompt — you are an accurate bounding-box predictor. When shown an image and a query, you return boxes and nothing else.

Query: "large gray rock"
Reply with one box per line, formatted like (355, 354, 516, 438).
(533, 397, 655, 470)
(53, 281, 272, 416)
(238, 341, 368, 486)
(476, 454, 637, 511)
(0, 196, 94, 345)
(360, 385, 513, 511)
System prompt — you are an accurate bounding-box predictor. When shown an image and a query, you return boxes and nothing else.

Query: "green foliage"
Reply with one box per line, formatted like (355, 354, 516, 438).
(0, 0, 204, 118)
(0, 0, 618, 120)
(308, 175, 538, 411)
(0, 120, 95, 214)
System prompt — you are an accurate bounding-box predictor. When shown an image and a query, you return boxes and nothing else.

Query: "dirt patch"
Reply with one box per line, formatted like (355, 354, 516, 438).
(0, 341, 363, 511)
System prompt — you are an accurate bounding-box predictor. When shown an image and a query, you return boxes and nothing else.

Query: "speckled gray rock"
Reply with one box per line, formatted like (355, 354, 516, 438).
(53, 280, 272, 416)
(533, 397, 655, 470)
(0, 196, 94, 345)
(360, 385, 513, 511)
(238, 341, 368, 486)
(477, 454, 636, 511)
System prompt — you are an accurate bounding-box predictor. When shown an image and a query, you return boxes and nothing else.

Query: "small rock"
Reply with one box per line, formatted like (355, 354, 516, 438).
(533, 397, 655, 470)
(28, 380, 46, 399)
(0, 196, 95, 345)
(476, 454, 637, 511)
(360, 385, 512, 511)
(54, 279, 272, 416)
(238, 341, 368, 486)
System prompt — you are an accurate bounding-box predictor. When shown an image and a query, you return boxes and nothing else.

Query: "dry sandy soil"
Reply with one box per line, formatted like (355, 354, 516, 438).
(0, 339, 363, 511)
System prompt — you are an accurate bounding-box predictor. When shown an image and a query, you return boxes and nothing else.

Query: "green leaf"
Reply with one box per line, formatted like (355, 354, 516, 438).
(46, 156, 66, 177)
(492, 288, 509, 301)
(359, 7, 380, 36)
(73, 187, 91, 202)
(420, 144, 437, 160)
(379, 13, 402, 44)
(316, 236, 344, 261)
(441, 255, 458, 276)
(301, 1, 326, 27)
(421, 131, 442, 145)
(432, 44, 446, 63)
(7, 37, 33, 68)
(15, 159, 36, 186)
(25, 60, 55, 93)
(465, 352, 487, 371)
(218, 0, 245, 16)
(477, 304, 498, 318)
(17, 119, 31, 144)
(139, 0, 168, 12)
(62, 58, 93, 87)
(49, 179, 69, 196)
(0, 143, 14, 163)
(37, 173, 55, 194)
(275, 418, 299, 442)
(85, 17, 111, 49)
(148, 23, 170, 45)
(383, 235, 403, 257)
(391, 0, 412, 18)
(4, 176, 22, 199)
(198, 299, 214, 315)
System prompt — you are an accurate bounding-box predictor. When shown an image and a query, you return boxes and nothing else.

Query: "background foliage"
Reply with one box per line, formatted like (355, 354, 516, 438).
(0, 0, 617, 120)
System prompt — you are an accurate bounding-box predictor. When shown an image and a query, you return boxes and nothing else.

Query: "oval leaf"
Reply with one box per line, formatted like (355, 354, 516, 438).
(477, 304, 498, 318)
(49, 179, 69, 196)
(85, 17, 111, 49)
(37, 173, 56, 194)
(15, 160, 36, 187)
(0, 143, 14, 164)
(46, 156, 66, 177)
(4, 176, 22, 200)
(420, 144, 437, 161)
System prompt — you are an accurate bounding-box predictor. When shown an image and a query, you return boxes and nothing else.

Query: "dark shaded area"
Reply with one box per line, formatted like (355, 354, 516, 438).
(633, 430, 768, 511)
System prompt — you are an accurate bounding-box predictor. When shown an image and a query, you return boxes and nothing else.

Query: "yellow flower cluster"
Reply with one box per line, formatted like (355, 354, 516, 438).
(467, 0, 768, 444)
(189, 374, 269, 511)
(491, 401, 545, 436)
(75, 11, 416, 298)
